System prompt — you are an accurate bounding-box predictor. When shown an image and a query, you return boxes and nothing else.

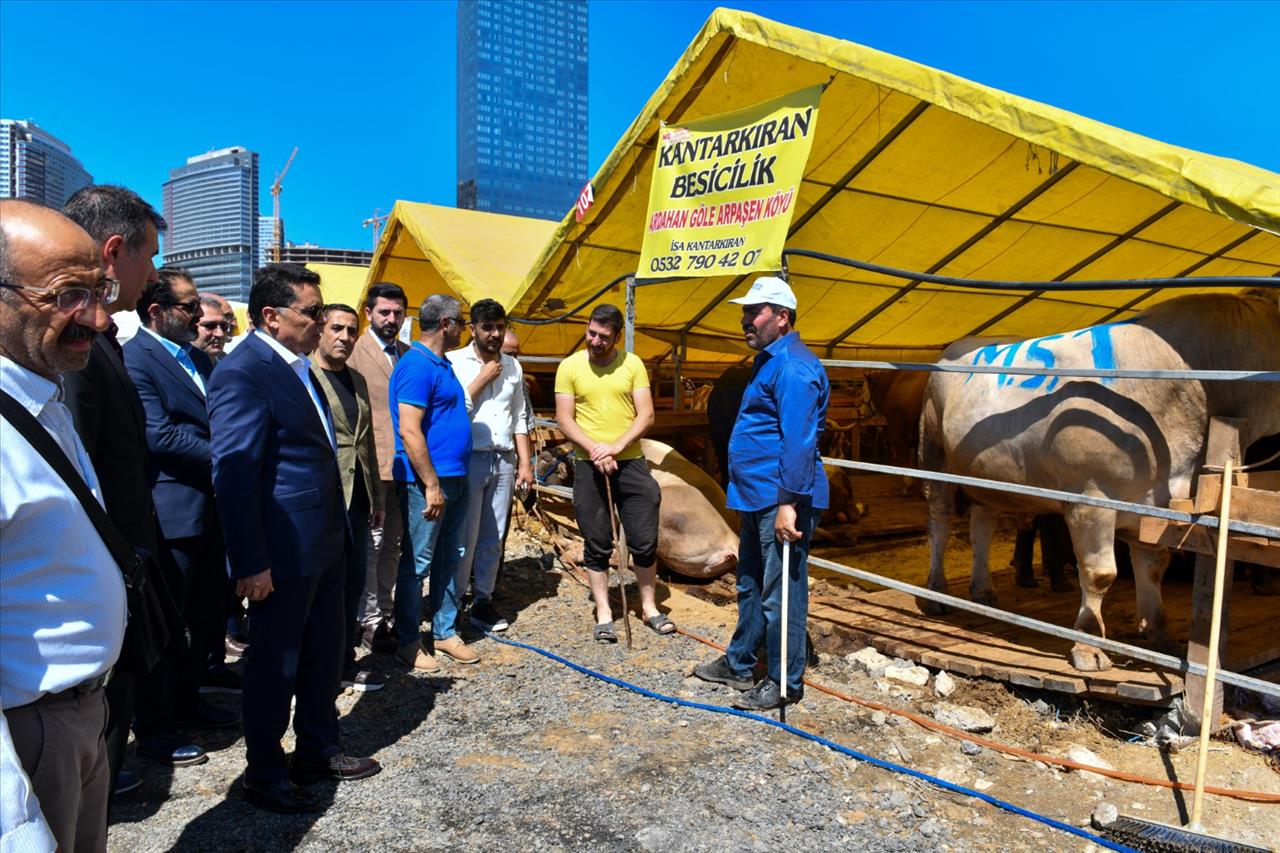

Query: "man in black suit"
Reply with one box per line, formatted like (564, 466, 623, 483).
(123, 267, 240, 738)
(209, 264, 379, 814)
(62, 186, 207, 793)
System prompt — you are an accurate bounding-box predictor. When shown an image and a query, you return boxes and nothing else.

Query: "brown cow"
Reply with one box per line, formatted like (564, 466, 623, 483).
(920, 290, 1280, 672)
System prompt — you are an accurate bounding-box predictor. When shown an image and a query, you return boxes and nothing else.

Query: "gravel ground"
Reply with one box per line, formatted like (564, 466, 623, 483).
(106, 527, 1279, 852)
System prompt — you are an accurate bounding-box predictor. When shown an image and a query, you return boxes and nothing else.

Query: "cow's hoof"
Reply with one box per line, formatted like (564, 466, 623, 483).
(1049, 577, 1073, 594)
(971, 589, 998, 608)
(1070, 644, 1112, 672)
(920, 597, 950, 617)
(1015, 572, 1039, 589)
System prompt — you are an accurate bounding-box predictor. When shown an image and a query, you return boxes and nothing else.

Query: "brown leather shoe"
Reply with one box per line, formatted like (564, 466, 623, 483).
(433, 635, 480, 664)
(396, 642, 439, 672)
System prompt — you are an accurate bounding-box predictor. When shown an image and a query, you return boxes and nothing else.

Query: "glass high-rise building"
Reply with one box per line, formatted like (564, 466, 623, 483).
(163, 147, 260, 302)
(457, 0, 588, 220)
(0, 119, 93, 208)
(258, 214, 282, 268)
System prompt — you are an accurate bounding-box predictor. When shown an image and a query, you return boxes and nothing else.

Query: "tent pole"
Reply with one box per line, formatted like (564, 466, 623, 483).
(673, 332, 687, 411)
(625, 275, 636, 354)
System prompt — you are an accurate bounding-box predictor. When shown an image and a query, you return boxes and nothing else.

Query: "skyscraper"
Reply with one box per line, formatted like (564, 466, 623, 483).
(0, 119, 93, 208)
(258, 214, 282, 267)
(457, 0, 588, 220)
(163, 147, 260, 301)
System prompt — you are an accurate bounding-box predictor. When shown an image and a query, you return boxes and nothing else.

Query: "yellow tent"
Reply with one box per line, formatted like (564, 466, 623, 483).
(508, 7, 1280, 367)
(309, 262, 370, 313)
(365, 201, 559, 321)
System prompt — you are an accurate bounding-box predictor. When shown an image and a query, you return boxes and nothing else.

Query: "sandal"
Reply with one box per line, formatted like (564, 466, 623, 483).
(644, 613, 676, 635)
(593, 622, 618, 643)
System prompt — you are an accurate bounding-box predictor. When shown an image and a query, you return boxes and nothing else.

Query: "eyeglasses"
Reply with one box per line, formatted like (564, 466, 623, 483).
(442, 316, 465, 327)
(0, 277, 119, 313)
(199, 320, 233, 333)
(163, 299, 202, 315)
(279, 304, 325, 322)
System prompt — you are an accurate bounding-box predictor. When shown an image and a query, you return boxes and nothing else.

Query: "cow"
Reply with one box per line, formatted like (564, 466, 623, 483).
(865, 369, 930, 478)
(536, 439, 739, 579)
(919, 290, 1280, 672)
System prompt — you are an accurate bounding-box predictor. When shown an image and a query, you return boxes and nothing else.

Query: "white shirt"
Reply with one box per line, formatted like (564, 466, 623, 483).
(2, 357, 127, 851)
(254, 330, 336, 450)
(447, 344, 530, 452)
(139, 326, 205, 395)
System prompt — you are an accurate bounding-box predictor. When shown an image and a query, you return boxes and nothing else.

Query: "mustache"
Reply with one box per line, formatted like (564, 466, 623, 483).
(60, 323, 97, 344)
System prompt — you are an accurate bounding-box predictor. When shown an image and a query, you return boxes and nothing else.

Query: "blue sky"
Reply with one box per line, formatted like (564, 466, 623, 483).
(2, 1, 1275, 252)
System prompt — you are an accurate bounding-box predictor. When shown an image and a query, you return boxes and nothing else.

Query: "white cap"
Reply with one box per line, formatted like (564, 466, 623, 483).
(728, 275, 796, 310)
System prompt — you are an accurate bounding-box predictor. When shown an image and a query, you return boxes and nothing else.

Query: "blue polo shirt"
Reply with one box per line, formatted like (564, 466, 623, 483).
(389, 342, 472, 481)
(726, 331, 830, 512)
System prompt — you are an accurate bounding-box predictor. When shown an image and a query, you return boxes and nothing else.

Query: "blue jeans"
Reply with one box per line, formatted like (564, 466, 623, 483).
(394, 476, 470, 646)
(726, 505, 817, 693)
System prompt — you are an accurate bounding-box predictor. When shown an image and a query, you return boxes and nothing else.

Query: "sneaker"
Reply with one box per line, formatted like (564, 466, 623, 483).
(396, 642, 439, 672)
(341, 668, 388, 692)
(200, 667, 243, 695)
(224, 634, 249, 658)
(692, 655, 755, 691)
(433, 634, 480, 665)
(732, 678, 803, 712)
(469, 598, 509, 633)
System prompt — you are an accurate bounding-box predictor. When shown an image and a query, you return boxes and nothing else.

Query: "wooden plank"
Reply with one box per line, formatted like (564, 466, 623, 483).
(1184, 416, 1240, 734)
(1137, 517, 1280, 567)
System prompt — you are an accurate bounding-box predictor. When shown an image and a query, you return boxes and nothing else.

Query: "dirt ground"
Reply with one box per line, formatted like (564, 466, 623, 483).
(105, 515, 1279, 852)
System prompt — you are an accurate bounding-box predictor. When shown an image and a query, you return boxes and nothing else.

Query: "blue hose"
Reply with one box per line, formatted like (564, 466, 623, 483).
(488, 632, 1138, 853)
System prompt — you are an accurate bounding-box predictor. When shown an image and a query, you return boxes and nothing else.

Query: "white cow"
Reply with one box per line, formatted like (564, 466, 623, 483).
(920, 290, 1280, 672)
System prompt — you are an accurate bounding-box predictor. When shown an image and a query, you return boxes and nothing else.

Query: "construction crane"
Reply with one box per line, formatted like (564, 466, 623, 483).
(362, 208, 390, 252)
(270, 147, 298, 262)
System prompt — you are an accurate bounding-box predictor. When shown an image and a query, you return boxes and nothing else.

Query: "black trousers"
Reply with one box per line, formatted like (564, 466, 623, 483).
(343, 479, 371, 676)
(572, 458, 661, 571)
(242, 559, 345, 784)
(134, 524, 227, 734)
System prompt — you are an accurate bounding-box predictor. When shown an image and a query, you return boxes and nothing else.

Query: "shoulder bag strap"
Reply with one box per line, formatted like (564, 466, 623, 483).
(0, 388, 137, 577)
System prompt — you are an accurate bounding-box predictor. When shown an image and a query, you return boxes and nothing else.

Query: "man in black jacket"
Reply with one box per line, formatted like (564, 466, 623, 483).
(62, 185, 208, 793)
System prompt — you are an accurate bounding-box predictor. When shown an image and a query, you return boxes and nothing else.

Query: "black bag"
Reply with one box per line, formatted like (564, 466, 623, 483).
(0, 390, 188, 678)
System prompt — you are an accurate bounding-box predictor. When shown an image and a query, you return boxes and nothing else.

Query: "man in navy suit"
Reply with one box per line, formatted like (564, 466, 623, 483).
(208, 264, 379, 814)
(123, 267, 240, 745)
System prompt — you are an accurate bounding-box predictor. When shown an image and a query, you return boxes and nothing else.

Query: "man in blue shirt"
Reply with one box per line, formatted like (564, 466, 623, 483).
(694, 276, 829, 711)
(390, 294, 477, 670)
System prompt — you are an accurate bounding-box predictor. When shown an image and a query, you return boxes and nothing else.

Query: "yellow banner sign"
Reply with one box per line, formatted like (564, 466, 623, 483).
(638, 85, 822, 279)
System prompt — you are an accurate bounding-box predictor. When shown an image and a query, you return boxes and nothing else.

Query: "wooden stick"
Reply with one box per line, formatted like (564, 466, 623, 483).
(604, 475, 632, 648)
(1190, 457, 1233, 830)
(780, 539, 791, 721)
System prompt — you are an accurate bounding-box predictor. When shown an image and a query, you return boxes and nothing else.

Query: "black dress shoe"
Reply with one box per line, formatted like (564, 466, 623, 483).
(200, 666, 243, 695)
(242, 778, 322, 814)
(174, 697, 240, 731)
(136, 731, 208, 766)
(290, 752, 381, 783)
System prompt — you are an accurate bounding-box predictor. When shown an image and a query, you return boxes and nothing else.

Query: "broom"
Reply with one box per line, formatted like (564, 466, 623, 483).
(1098, 459, 1267, 853)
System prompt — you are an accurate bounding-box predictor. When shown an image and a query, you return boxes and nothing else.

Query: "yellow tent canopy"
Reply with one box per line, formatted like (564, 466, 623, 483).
(508, 7, 1280, 366)
(365, 201, 559, 322)
(309, 262, 370, 313)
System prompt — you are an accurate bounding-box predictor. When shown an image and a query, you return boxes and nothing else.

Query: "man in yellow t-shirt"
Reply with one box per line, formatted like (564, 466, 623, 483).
(554, 304, 674, 642)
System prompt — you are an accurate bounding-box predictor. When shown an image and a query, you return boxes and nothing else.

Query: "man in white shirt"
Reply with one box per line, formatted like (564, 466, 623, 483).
(448, 299, 533, 632)
(0, 199, 126, 853)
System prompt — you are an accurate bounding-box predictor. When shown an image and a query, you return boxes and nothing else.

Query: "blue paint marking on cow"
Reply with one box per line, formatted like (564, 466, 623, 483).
(965, 319, 1137, 390)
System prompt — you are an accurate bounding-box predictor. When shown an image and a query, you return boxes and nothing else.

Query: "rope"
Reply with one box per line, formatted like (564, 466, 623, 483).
(487, 632, 1141, 853)
(673, 625, 1280, 804)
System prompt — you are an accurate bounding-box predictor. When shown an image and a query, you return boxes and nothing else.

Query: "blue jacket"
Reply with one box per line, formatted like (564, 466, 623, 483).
(726, 331, 829, 512)
(123, 330, 216, 540)
(208, 332, 348, 581)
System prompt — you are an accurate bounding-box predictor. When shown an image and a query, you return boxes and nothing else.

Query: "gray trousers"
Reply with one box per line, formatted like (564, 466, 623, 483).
(7, 684, 110, 853)
(360, 479, 402, 627)
(455, 449, 516, 602)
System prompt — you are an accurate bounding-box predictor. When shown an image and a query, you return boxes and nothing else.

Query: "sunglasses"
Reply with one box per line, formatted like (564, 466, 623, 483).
(199, 320, 233, 333)
(0, 277, 120, 313)
(163, 298, 202, 315)
(279, 304, 325, 322)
